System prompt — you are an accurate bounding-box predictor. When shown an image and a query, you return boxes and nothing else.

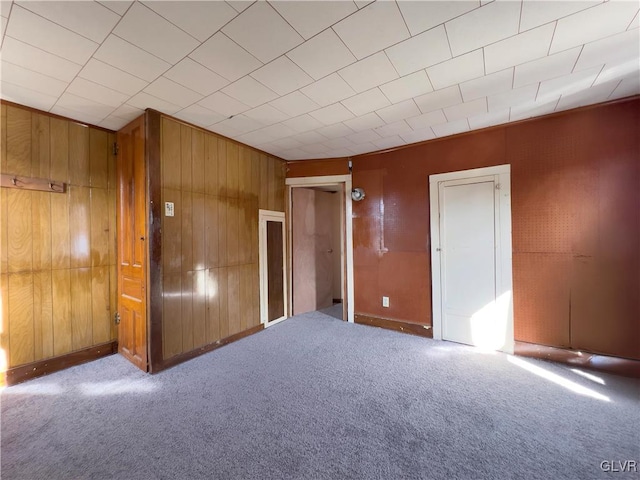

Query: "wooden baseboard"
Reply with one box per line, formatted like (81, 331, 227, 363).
(157, 324, 265, 372)
(3, 341, 118, 387)
(515, 341, 640, 379)
(355, 314, 433, 338)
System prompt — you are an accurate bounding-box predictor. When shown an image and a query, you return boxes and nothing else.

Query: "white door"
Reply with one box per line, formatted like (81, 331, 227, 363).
(259, 210, 287, 327)
(430, 166, 514, 353)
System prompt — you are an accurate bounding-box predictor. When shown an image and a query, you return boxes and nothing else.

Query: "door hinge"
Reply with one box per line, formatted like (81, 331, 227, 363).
(113, 142, 119, 156)
(114, 312, 121, 325)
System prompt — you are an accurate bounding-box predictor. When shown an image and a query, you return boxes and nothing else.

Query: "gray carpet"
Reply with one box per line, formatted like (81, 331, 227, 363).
(2, 311, 639, 480)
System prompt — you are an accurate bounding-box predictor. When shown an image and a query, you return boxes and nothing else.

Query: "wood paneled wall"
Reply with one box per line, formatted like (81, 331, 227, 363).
(349, 98, 639, 360)
(159, 117, 284, 361)
(0, 103, 117, 371)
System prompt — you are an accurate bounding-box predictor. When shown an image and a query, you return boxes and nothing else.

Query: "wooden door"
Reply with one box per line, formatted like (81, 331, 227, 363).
(116, 116, 148, 371)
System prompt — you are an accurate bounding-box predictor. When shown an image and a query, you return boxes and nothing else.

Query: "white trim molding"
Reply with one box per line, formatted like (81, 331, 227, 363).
(259, 209, 288, 328)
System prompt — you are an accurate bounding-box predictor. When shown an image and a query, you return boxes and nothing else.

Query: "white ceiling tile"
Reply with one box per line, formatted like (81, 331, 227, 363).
(244, 104, 289, 126)
(198, 91, 250, 117)
(380, 71, 433, 104)
(67, 77, 129, 108)
(510, 100, 557, 122)
(111, 103, 144, 121)
(328, 147, 357, 157)
(1, 61, 67, 97)
(7, 5, 98, 64)
(216, 114, 264, 135)
(629, 9, 639, 30)
(343, 112, 386, 132)
(575, 28, 640, 72)
(347, 142, 377, 155)
(460, 68, 513, 102)
(396, 1, 480, 36)
(222, 2, 303, 63)
(446, 1, 520, 57)
(324, 137, 354, 149)
(0, 81, 58, 111)
(251, 56, 313, 96)
(374, 119, 413, 138)
(609, 75, 640, 100)
(56, 92, 115, 120)
(226, 1, 253, 14)
(291, 131, 329, 145)
(372, 135, 406, 150)
(550, 1, 639, 54)
(114, 3, 199, 64)
(144, 77, 203, 108)
(79, 58, 147, 96)
(282, 114, 324, 133)
(406, 109, 447, 130)
(270, 0, 357, 39)
(174, 104, 226, 127)
(164, 58, 229, 96)
(520, 1, 601, 32)
(400, 127, 436, 144)
(594, 60, 639, 87)
(94, 34, 171, 82)
(338, 52, 399, 93)
(556, 81, 620, 111)
(97, 1, 133, 16)
(468, 108, 510, 130)
(300, 73, 356, 107)
(0, 36, 81, 82)
(190, 33, 262, 82)
(414, 85, 463, 114)
(286, 29, 357, 80)
(432, 119, 470, 137)
(222, 76, 277, 108)
(142, 1, 237, 42)
(259, 123, 298, 141)
(333, 1, 409, 59)
(309, 103, 355, 125)
(316, 122, 356, 139)
(376, 99, 421, 124)
(270, 91, 319, 117)
(278, 148, 306, 160)
(537, 65, 603, 104)
(270, 137, 303, 150)
(484, 23, 556, 74)
(50, 104, 106, 125)
(300, 143, 331, 155)
(443, 97, 487, 121)
(341, 88, 391, 116)
(211, 122, 242, 139)
(17, 0, 120, 43)
(1, 1, 13, 18)
(99, 115, 129, 131)
(513, 47, 581, 88)
(0, 15, 6, 38)
(236, 129, 278, 146)
(488, 84, 539, 111)
(346, 129, 381, 144)
(127, 91, 182, 115)
(385, 25, 452, 76)
(426, 49, 484, 90)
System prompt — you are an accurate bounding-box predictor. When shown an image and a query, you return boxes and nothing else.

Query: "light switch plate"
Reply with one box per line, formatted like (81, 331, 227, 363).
(382, 296, 389, 307)
(165, 202, 174, 217)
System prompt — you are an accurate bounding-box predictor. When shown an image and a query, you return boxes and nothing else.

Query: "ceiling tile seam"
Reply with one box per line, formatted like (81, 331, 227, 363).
(95, 1, 124, 16)
(0, 0, 14, 49)
(606, 79, 624, 100)
(137, 1, 224, 44)
(482, 47, 487, 76)
(570, 45, 586, 74)
(517, 0, 524, 33)
(0, 76, 59, 103)
(59, 76, 132, 109)
(546, 21, 559, 57)
(265, 1, 307, 43)
(1, 37, 84, 72)
(625, 8, 639, 30)
(511, 64, 516, 90)
(392, 0, 412, 40)
(328, 25, 358, 63)
(590, 64, 607, 90)
(442, 22, 454, 59)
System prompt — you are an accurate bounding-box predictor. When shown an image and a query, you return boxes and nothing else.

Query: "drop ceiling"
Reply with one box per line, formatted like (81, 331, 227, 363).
(1, 0, 638, 161)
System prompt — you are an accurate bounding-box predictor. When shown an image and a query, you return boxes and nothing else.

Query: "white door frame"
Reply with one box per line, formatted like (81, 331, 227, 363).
(286, 175, 354, 323)
(429, 165, 514, 353)
(259, 210, 288, 327)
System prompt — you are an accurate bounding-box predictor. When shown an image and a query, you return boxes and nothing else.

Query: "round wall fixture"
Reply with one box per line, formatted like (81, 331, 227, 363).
(351, 188, 366, 201)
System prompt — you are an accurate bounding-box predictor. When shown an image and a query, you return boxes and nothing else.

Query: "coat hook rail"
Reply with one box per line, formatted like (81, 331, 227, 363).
(1, 174, 66, 194)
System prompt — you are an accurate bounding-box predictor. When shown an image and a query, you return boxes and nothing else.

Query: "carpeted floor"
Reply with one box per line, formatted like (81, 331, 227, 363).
(2, 311, 639, 480)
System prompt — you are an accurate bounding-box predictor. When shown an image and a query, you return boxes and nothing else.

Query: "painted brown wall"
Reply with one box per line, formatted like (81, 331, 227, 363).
(159, 117, 285, 361)
(286, 158, 349, 178)
(352, 98, 639, 360)
(0, 103, 118, 371)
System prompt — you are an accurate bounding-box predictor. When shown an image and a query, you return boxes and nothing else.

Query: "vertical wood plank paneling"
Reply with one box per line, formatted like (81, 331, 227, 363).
(250, 150, 260, 201)
(69, 123, 90, 186)
(267, 157, 276, 211)
(181, 270, 194, 352)
(239, 200, 251, 264)
(71, 267, 92, 350)
(227, 266, 240, 335)
(0, 274, 9, 365)
(218, 197, 228, 267)
(217, 140, 227, 195)
(227, 198, 239, 266)
(91, 266, 110, 345)
(90, 129, 109, 189)
(6, 106, 31, 177)
(1, 104, 7, 174)
(181, 191, 193, 270)
(108, 186, 116, 267)
(226, 142, 239, 198)
(259, 153, 268, 209)
(239, 264, 251, 332)
(205, 268, 220, 343)
(107, 132, 117, 190)
(1, 189, 8, 273)
(251, 262, 260, 328)
(31, 113, 50, 178)
(192, 269, 206, 348)
(69, 186, 91, 268)
(192, 192, 206, 271)
(181, 124, 192, 192)
(205, 135, 218, 195)
(109, 264, 117, 340)
(205, 195, 219, 268)
(239, 145, 251, 200)
(162, 118, 181, 190)
(162, 272, 182, 358)
(163, 189, 182, 273)
(33, 271, 53, 361)
(52, 247, 72, 356)
(192, 129, 205, 194)
(218, 266, 229, 339)
(90, 188, 109, 267)
(32, 191, 52, 271)
(250, 200, 258, 264)
(275, 160, 285, 211)
(8, 272, 34, 366)
(51, 191, 71, 269)
(7, 189, 33, 273)
(50, 117, 69, 183)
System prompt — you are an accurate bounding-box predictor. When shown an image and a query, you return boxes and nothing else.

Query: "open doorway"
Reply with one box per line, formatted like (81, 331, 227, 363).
(286, 175, 354, 323)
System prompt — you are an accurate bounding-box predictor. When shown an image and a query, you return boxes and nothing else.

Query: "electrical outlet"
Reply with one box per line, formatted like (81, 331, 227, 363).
(165, 202, 174, 217)
(382, 296, 389, 308)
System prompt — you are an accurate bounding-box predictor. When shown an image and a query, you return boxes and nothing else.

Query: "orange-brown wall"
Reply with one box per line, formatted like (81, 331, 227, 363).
(352, 98, 639, 360)
(159, 117, 285, 361)
(0, 103, 118, 371)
